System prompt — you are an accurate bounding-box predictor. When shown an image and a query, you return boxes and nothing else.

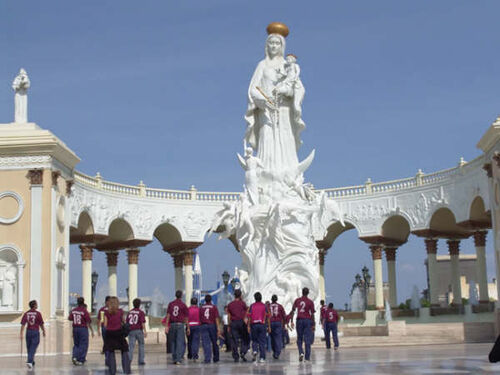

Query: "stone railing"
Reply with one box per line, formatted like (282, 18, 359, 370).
(73, 154, 485, 202)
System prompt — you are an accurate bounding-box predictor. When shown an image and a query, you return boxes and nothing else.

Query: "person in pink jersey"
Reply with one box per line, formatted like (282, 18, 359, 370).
(319, 299, 327, 339)
(200, 294, 221, 363)
(324, 303, 339, 350)
(165, 290, 189, 365)
(289, 287, 315, 362)
(103, 297, 131, 375)
(20, 300, 45, 370)
(247, 292, 269, 363)
(69, 297, 94, 365)
(126, 298, 147, 365)
(269, 294, 286, 359)
(227, 289, 249, 362)
(187, 297, 201, 361)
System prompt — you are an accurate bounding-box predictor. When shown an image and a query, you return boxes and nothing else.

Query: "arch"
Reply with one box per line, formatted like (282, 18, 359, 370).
(108, 218, 134, 241)
(429, 207, 458, 232)
(381, 215, 411, 243)
(469, 196, 489, 222)
(73, 210, 94, 235)
(321, 220, 358, 250)
(154, 222, 183, 250)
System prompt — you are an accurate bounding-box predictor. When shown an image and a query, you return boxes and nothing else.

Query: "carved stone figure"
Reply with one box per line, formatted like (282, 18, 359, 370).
(12, 68, 30, 123)
(237, 147, 263, 205)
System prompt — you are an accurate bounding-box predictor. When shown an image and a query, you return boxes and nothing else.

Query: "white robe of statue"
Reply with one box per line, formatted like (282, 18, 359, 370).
(12, 68, 30, 123)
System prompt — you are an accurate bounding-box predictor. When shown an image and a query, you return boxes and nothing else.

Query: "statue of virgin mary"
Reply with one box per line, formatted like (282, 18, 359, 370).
(244, 23, 306, 175)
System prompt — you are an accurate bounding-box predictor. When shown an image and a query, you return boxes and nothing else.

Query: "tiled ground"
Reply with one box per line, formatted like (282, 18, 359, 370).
(0, 343, 499, 374)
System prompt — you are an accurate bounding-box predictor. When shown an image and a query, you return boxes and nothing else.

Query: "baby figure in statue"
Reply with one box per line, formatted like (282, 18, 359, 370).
(276, 54, 300, 94)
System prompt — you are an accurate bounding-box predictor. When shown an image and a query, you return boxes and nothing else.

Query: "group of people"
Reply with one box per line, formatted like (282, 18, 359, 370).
(19, 288, 339, 371)
(164, 287, 335, 364)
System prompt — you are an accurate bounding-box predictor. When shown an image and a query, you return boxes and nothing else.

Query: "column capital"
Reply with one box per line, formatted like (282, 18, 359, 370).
(127, 248, 140, 264)
(384, 247, 397, 261)
(27, 169, 43, 185)
(66, 179, 74, 196)
(51, 170, 61, 187)
(183, 251, 195, 266)
(447, 239, 460, 255)
(370, 245, 383, 260)
(424, 238, 438, 254)
(473, 231, 487, 247)
(172, 253, 184, 268)
(106, 251, 119, 267)
(483, 163, 493, 178)
(79, 245, 93, 261)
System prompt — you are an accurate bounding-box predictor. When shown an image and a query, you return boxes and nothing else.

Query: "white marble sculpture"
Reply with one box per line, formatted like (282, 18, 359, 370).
(211, 23, 343, 312)
(12, 68, 30, 123)
(0, 265, 17, 309)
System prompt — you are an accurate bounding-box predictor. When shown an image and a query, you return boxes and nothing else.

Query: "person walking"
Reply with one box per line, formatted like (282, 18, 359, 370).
(127, 298, 147, 366)
(200, 294, 221, 363)
(227, 289, 249, 362)
(103, 297, 131, 375)
(269, 294, 286, 359)
(248, 292, 269, 363)
(69, 297, 94, 365)
(324, 303, 339, 350)
(165, 290, 189, 365)
(290, 287, 315, 362)
(187, 297, 201, 361)
(319, 300, 327, 340)
(20, 300, 45, 370)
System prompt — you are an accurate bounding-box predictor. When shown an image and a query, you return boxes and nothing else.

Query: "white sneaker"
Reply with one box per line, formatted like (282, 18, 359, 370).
(27, 363, 33, 370)
(252, 351, 258, 361)
(258, 358, 266, 363)
(299, 353, 304, 362)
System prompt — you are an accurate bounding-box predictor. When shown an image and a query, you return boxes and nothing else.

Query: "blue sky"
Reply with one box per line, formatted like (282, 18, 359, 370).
(1, 1, 499, 307)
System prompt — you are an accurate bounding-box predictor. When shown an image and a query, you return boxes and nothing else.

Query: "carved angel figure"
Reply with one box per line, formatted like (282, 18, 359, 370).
(237, 147, 263, 205)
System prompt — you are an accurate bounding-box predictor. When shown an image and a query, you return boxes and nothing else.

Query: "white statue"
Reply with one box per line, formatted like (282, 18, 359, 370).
(237, 147, 263, 205)
(1, 266, 16, 308)
(12, 68, 30, 123)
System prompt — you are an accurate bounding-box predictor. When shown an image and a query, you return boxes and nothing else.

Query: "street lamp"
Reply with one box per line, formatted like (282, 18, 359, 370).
(91, 271, 98, 313)
(361, 266, 371, 310)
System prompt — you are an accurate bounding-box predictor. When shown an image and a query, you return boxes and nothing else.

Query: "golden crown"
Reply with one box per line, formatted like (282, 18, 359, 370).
(266, 22, 289, 38)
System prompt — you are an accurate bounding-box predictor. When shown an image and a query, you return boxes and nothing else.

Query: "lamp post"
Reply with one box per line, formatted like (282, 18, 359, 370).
(361, 266, 371, 310)
(91, 271, 98, 313)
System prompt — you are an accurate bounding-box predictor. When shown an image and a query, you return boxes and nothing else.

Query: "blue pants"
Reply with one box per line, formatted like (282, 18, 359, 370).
(201, 324, 219, 363)
(26, 330, 40, 364)
(170, 323, 186, 363)
(325, 322, 339, 349)
(296, 319, 313, 360)
(187, 325, 201, 360)
(107, 350, 131, 375)
(128, 330, 145, 364)
(230, 320, 249, 360)
(270, 322, 283, 357)
(72, 327, 89, 362)
(251, 323, 266, 360)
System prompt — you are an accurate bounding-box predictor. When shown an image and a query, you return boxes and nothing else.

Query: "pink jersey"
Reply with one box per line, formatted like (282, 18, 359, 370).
(105, 309, 123, 331)
(325, 308, 339, 323)
(127, 308, 146, 330)
(249, 302, 267, 324)
(200, 303, 219, 324)
(320, 305, 327, 321)
(188, 306, 201, 326)
(167, 299, 189, 323)
(21, 309, 44, 331)
(227, 299, 248, 321)
(69, 306, 91, 328)
(292, 296, 315, 320)
(269, 302, 286, 323)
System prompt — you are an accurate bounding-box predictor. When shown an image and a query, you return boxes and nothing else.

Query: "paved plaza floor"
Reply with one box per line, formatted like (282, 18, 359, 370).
(0, 343, 499, 374)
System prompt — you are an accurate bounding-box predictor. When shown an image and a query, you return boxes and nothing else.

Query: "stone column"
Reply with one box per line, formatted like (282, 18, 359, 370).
(447, 240, 462, 305)
(184, 252, 195, 303)
(319, 249, 327, 302)
(473, 231, 489, 303)
(127, 249, 140, 310)
(28, 169, 43, 304)
(80, 245, 93, 306)
(385, 247, 397, 308)
(106, 251, 118, 296)
(425, 239, 439, 306)
(370, 245, 384, 309)
(172, 254, 184, 294)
